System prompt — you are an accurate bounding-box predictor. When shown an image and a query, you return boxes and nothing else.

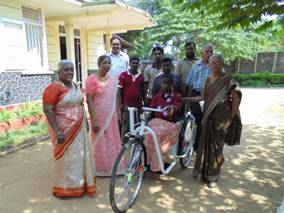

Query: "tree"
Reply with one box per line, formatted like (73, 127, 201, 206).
(122, 2, 278, 63)
(173, 0, 284, 34)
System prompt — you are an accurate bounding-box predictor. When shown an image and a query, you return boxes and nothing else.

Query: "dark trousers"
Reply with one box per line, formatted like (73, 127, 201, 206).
(120, 107, 141, 142)
(191, 90, 203, 152)
(120, 108, 130, 142)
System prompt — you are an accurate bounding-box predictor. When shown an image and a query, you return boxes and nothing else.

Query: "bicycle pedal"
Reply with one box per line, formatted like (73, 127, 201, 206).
(137, 165, 147, 172)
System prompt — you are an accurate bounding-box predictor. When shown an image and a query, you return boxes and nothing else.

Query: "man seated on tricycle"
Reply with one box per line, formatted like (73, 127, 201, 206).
(144, 77, 183, 172)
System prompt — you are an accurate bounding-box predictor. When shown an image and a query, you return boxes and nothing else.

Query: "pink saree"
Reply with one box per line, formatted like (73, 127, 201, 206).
(43, 82, 96, 197)
(85, 74, 122, 176)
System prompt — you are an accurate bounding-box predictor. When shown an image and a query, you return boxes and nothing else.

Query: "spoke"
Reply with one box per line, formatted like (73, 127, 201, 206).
(110, 143, 145, 212)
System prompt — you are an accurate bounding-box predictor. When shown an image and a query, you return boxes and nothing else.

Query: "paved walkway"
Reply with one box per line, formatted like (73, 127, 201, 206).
(0, 88, 283, 213)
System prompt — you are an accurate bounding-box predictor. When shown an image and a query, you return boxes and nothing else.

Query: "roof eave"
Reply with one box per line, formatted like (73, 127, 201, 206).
(81, 0, 154, 26)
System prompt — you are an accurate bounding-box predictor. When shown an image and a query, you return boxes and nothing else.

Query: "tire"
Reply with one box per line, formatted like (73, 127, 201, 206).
(179, 116, 195, 169)
(109, 138, 147, 213)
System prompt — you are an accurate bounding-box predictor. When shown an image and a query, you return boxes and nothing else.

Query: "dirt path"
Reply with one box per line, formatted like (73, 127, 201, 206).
(0, 88, 283, 213)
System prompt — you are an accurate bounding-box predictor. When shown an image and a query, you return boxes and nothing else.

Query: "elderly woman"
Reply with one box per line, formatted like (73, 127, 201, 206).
(189, 54, 242, 188)
(42, 60, 96, 198)
(85, 55, 123, 176)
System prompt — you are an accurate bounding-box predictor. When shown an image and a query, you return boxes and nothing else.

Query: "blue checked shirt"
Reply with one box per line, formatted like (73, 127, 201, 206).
(186, 60, 211, 93)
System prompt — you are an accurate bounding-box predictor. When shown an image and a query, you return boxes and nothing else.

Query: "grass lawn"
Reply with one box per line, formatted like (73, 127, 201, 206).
(0, 121, 48, 150)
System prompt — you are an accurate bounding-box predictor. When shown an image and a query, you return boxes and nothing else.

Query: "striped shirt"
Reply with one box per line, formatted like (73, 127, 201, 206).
(186, 60, 211, 93)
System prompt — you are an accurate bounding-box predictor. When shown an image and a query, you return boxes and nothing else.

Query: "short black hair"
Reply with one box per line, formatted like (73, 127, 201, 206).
(184, 41, 196, 49)
(130, 57, 140, 63)
(110, 36, 120, 44)
(161, 57, 172, 65)
(152, 46, 164, 54)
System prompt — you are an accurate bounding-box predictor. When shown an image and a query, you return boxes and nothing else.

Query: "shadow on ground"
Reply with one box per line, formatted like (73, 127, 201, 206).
(1, 88, 284, 213)
(0, 124, 283, 213)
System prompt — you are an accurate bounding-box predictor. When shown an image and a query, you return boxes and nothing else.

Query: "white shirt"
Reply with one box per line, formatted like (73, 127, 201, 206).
(107, 51, 129, 77)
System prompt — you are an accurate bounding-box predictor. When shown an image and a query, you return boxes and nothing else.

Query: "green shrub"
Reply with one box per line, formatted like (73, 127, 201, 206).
(232, 72, 284, 87)
(0, 110, 15, 123)
(0, 120, 48, 149)
(0, 102, 43, 122)
(15, 103, 43, 119)
(29, 103, 43, 116)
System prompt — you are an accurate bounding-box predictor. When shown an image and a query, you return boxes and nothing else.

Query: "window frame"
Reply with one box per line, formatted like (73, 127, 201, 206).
(21, 6, 51, 75)
(0, 17, 27, 72)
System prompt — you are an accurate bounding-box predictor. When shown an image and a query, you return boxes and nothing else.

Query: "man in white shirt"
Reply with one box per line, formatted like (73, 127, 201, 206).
(107, 37, 129, 78)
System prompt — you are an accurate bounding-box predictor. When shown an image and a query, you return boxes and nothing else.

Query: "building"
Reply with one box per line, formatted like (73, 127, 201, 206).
(0, 0, 153, 106)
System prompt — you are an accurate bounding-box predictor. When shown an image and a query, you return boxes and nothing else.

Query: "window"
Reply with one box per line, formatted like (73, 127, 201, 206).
(22, 7, 45, 71)
(0, 18, 27, 71)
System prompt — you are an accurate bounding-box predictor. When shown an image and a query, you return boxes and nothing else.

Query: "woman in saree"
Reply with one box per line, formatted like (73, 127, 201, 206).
(42, 60, 96, 198)
(189, 54, 242, 188)
(85, 55, 123, 176)
(144, 78, 183, 172)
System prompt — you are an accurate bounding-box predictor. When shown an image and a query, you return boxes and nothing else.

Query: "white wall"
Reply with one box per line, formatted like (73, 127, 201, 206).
(87, 31, 105, 70)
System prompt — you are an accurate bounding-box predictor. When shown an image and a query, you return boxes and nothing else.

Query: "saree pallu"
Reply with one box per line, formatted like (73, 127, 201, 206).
(144, 118, 180, 172)
(193, 74, 242, 182)
(44, 83, 96, 197)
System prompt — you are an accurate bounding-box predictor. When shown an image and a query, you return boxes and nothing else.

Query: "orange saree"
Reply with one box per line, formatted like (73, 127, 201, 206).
(43, 82, 96, 197)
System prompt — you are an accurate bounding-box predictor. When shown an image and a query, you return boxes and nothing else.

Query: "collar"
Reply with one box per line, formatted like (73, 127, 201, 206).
(197, 59, 209, 67)
(162, 73, 174, 78)
(183, 58, 196, 63)
(127, 70, 141, 79)
(110, 51, 123, 57)
(161, 92, 174, 98)
(152, 62, 162, 69)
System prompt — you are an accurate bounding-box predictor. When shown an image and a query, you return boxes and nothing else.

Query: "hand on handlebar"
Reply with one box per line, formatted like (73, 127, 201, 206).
(164, 105, 176, 119)
(164, 105, 176, 111)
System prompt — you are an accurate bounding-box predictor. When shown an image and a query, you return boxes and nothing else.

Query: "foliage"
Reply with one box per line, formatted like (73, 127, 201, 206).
(0, 102, 43, 123)
(14, 103, 43, 119)
(119, 0, 171, 58)
(0, 110, 15, 123)
(0, 121, 48, 150)
(122, 1, 278, 62)
(173, 0, 284, 34)
(233, 72, 284, 87)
